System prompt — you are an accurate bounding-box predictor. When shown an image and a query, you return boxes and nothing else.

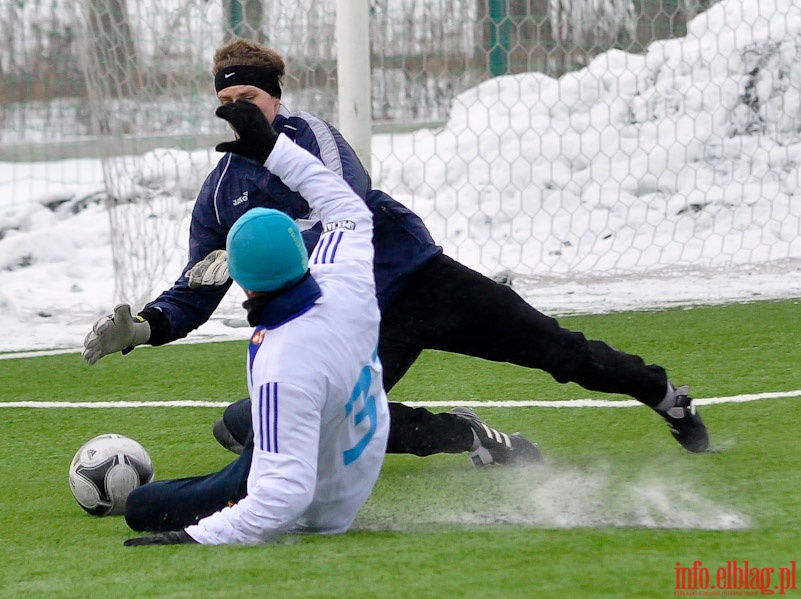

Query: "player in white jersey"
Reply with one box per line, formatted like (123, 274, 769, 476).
(124, 100, 389, 546)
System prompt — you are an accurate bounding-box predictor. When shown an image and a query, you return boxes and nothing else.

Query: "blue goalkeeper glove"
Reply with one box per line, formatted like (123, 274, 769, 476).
(124, 530, 198, 547)
(215, 100, 278, 164)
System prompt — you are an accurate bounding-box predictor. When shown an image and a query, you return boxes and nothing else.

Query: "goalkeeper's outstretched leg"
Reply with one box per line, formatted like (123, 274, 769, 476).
(213, 397, 545, 466)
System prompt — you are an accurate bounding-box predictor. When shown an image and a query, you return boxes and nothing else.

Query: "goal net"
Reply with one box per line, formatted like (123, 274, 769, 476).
(73, 0, 342, 311)
(72, 0, 801, 314)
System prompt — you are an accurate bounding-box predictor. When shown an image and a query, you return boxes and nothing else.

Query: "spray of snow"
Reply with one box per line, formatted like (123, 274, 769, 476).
(357, 461, 749, 531)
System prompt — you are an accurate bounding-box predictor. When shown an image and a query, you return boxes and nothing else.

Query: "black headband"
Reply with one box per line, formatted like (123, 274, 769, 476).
(214, 65, 282, 98)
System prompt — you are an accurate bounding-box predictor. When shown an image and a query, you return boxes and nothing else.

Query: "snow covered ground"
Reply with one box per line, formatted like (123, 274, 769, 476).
(1, 0, 800, 354)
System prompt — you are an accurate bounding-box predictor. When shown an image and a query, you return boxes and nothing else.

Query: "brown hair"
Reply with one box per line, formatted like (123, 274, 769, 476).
(212, 39, 286, 82)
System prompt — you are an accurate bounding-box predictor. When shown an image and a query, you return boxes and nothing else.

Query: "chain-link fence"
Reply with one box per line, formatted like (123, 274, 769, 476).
(1, 0, 707, 148)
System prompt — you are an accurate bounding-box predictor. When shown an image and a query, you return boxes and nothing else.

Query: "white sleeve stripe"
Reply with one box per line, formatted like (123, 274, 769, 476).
(213, 153, 233, 226)
(296, 111, 344, 176)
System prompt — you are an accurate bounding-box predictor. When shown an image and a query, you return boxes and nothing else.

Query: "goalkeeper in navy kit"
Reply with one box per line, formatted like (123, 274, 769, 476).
(83, 38, 709, 465)
(124, 102, 389, 544)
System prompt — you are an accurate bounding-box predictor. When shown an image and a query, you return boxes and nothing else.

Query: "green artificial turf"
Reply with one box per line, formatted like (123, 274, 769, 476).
(1, 299, 799, 598)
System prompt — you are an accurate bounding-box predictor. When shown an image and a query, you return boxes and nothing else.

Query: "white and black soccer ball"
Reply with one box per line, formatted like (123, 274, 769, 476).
(68, 433, 155, 516)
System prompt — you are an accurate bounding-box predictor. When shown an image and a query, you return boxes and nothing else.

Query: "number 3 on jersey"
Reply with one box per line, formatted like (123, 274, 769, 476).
(343, 358, 380, 466)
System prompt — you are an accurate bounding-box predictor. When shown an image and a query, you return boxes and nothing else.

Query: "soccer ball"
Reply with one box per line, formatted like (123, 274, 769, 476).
(68, 433, 155, 516)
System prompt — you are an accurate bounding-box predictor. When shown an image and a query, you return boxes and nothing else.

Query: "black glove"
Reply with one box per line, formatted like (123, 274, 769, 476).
(215, 100, 278, 163)
(124, 530, 198, 547)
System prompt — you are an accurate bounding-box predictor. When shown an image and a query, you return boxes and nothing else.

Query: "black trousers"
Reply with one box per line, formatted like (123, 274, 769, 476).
(126, 440, 252, 532)
(222, 254, 668, 457)
(126, 255, 670, 531)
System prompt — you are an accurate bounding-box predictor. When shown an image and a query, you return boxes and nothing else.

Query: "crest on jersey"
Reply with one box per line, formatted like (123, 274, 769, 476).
(251, 329, 266, 345)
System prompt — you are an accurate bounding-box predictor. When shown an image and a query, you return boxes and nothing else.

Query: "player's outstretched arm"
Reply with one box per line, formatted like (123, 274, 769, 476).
(214, 100, 369, 228)
(214, 100, 373, 270)
(264, 136, 371, 228)
(82, 304, 151, 366)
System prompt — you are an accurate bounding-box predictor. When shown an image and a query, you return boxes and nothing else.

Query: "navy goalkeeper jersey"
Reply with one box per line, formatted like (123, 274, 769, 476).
(143, 106, 442, 343)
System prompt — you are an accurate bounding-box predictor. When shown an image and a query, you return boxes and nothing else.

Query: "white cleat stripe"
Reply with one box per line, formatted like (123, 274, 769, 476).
(480, 423, 499, 443)
(481, 423, 509, 445)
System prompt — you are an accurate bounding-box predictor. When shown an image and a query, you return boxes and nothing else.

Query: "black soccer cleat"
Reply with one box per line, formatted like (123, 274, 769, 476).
(658, 385, 710, 453)
(450, 406, 543, 467)
(212, 418, 245, 455)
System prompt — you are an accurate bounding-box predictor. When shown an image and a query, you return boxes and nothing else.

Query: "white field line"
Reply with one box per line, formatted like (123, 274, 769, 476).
(0, 348, 81, 360)
(0, 339, 230, 361)
(2, 389, 800, 409)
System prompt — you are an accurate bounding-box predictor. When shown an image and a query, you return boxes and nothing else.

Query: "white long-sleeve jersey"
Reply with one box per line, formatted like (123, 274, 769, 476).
(186, 134, 389, 545)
